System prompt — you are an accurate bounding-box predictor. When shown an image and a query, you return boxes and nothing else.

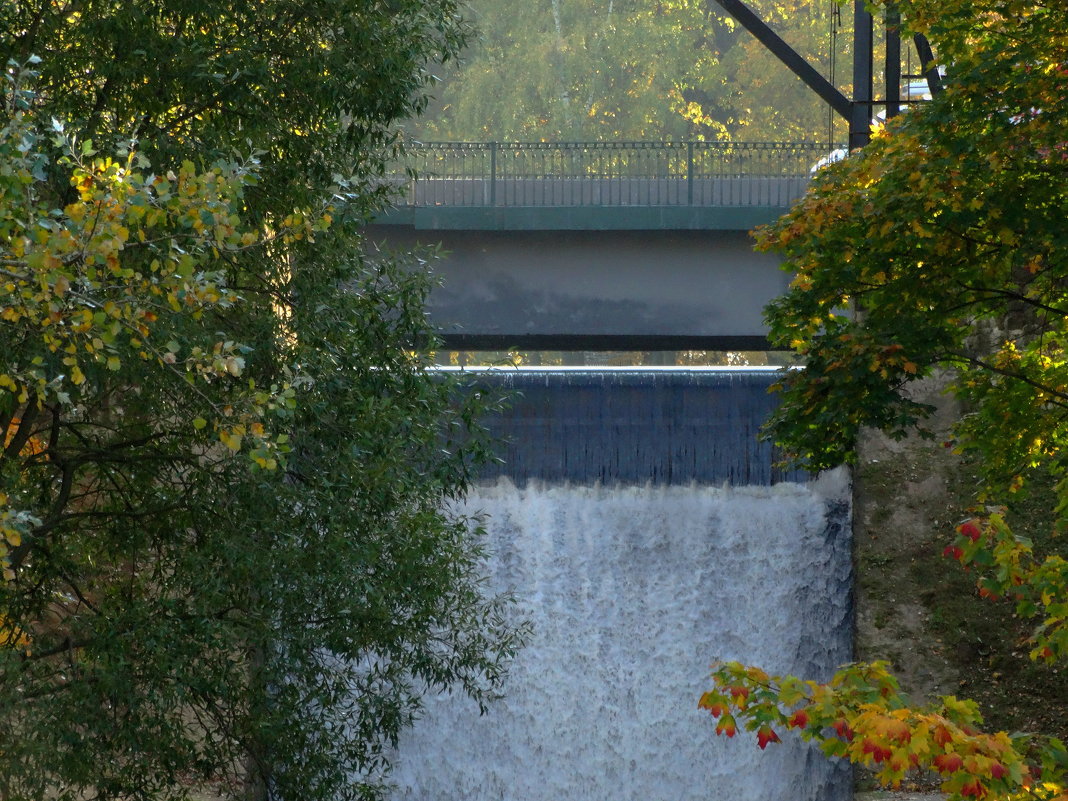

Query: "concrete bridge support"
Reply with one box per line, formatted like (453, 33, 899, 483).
(366, 225, 790, 351)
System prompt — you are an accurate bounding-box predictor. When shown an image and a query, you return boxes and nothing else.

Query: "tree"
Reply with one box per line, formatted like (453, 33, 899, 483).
(700, 1, 1068, 799)
(0, 3, 521, 799)
(406, 0, 847, 142)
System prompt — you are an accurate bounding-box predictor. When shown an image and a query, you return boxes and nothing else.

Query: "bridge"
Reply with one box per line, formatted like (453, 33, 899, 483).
(369, 141, 837, 351)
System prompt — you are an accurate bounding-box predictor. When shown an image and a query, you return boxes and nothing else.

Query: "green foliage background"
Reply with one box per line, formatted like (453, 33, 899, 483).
(405, 0, 852, 142)
(0, 3, 524, 800)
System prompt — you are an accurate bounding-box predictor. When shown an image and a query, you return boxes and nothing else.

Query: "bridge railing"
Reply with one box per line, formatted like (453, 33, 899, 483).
(388, 141, 840, 207)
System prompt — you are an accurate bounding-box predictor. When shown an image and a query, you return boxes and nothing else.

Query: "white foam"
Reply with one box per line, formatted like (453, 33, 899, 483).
(387, 478, 852, 801)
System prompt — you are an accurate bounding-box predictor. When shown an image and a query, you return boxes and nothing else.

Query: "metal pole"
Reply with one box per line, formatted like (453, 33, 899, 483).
(489, 142, 498, 206)
(687, 141, 694, 206)
(850, 0, 874, 149)
(885, 3, 901, 119)
(913, 34, 943, 95)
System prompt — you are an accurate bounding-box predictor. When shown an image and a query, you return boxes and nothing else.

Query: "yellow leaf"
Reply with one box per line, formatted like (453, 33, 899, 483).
(220, 430, 243, 452)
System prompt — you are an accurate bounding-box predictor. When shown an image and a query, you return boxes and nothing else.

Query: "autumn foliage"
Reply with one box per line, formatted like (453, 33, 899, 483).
(702, 662, 1067, 800)
(703, 0, 1068, 798)
(0, 71, 313, 586)
(0, 0, 522, 795)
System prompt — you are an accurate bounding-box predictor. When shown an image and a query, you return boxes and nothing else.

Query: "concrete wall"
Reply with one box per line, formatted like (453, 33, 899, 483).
(366, 226, 789, 346)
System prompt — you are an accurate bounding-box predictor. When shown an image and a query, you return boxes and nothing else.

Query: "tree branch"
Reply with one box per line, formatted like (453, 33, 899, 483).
(942, 351, 1068, 407)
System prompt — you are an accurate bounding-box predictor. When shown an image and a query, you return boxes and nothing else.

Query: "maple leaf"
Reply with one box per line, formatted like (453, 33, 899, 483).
(705, 702, 727, 719)
(716, 714, 737, 738)
(756, 726, 781, 750)
(862, 739, 893, 763)
(831, 719, 854, 742)
(933, 725, 954, 747)
(934, 753, 965, 774)
(729, 685, 750, 704)
(876, 716, 912, 745)
(788, 709, 809, 729)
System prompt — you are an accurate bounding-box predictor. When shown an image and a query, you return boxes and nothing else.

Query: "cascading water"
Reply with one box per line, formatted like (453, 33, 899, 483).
(388, 369, 853, 801)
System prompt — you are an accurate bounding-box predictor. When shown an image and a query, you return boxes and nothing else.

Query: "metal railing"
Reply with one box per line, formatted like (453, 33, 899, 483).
(389, 141, 841, 207)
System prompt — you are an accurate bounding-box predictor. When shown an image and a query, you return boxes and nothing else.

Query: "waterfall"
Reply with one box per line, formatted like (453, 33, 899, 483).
(388, 369, 853, 801)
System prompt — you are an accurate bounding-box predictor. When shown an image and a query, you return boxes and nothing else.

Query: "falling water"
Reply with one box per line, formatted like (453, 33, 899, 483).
(388, 369, 853, 801)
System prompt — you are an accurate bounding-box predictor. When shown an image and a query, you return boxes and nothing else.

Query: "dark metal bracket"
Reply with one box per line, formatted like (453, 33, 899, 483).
(913, 33, 943, 95)
(709, 0, 852, 122)
(708, 0, 941, 149)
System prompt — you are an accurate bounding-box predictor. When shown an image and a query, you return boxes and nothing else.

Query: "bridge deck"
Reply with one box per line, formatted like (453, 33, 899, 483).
(369, 142, 836, 344)
(377, 141, 837, 230)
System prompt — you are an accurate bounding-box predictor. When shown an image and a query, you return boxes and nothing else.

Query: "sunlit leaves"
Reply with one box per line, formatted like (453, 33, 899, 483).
(0, 78, 310, 485)
(702, 661, 1065, 800)
(942, 514, 1068, 664)
(755, 0, 1068, 632)
(410, 0, 848, 142)
(707, 1, 1068, 799)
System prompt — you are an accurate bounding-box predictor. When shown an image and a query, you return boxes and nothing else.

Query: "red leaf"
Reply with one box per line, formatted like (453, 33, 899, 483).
(943, 545, 964, 560)
(831, 719, 854, 742)
(705, 702, 727, 719)
(862, 739, 892, 763)
(932, 725, 953, 747)
(757, 726, 781, 750)
(716, 714, 737, 738)
(934, 753, 964, 774)
(788, 709, 809, 729)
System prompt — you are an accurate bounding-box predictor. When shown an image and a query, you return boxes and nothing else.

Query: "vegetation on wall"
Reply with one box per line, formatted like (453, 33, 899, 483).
(699, 1, 1068, 798)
